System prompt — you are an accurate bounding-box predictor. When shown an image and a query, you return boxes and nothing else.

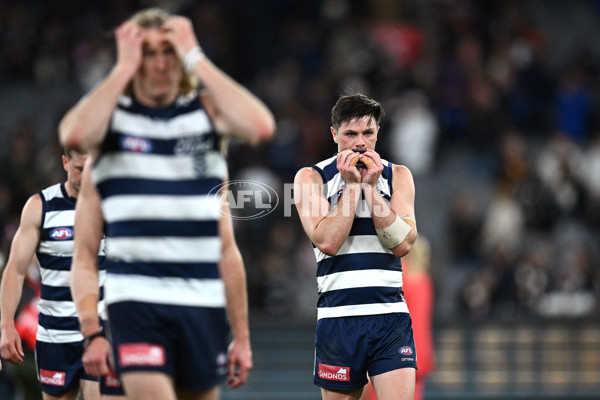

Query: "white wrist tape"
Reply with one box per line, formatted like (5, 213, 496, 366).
(376, 214, 412, 249)
(183, 46, 206, 75)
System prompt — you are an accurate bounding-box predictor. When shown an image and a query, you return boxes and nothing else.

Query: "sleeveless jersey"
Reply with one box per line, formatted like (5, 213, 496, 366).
(92, 92, 227, 309)
(311, 155, 409, 320)
(36, 183, 106, 343)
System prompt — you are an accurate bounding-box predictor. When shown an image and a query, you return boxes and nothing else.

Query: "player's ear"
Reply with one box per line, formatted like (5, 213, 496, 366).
(331, 127, 338, 144)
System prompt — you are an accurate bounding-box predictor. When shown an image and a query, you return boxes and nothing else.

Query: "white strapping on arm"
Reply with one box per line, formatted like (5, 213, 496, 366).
(184, 46, 207, 75)
(376, 214, 413, 249)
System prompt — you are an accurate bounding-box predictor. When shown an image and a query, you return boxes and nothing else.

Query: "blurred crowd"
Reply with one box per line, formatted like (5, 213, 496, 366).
(1, 0, 600, 324)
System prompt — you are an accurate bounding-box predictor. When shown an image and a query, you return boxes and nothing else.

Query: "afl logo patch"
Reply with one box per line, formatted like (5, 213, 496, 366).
(399, 346, 413, 355)
(121, 135, 152, 153)
(50, 227, 73, 240)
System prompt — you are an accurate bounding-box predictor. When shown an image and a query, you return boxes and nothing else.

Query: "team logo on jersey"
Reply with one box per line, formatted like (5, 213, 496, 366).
(39, 369, 66, 386)
(49, 227, 73, 240)
(119, 343, 165, 367)
(174, 136, 214, 154)
(121, 135, 152, 153)
(318, 363, 350, 381)
(174, 136, 215, 176)
(399, 346, 413, 355)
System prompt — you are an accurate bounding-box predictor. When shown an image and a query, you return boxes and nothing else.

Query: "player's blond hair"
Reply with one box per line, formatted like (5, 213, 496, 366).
(126, 8, 197, 95)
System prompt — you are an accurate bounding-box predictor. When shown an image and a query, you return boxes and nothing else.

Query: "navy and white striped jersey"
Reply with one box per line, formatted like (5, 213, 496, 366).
(36, 183, 106, 343)
(311, 155, 409, 320)
(92, 92, 227, 309)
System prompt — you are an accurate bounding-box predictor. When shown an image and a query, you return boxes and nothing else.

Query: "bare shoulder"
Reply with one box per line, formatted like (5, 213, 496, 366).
(391, 164, 414, 186)
(22, 193, 42, 216)
(294, 167, 322, 185)
(20, 193, 43, 228)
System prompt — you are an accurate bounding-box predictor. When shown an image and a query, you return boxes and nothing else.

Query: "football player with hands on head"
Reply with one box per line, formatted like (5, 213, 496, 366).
(60, 7, 274, 400)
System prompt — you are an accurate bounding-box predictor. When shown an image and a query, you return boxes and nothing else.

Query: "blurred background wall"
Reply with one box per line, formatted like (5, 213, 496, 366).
(0, 0, 599, 399)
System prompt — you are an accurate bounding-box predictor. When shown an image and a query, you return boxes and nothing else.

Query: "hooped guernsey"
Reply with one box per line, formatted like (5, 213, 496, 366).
(311, 155, 409, 320)
(37, 183, 106, 343)
(91, 91, 227, 309)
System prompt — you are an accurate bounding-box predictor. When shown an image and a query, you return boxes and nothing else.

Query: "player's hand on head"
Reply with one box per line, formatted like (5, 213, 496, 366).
(337, 150, 362, 184)
(0, 326, 24, 365)
(114, 21, 144, 76)
(162, 16, 200, 61)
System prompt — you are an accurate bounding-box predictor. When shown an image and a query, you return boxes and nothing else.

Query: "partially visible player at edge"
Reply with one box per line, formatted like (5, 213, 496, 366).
(0, 149, 107, 400)
(294, 93, 418, 400)
(59, 7, 275, 400)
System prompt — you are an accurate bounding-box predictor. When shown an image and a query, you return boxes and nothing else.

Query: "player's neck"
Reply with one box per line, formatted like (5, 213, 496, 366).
(64, 181, 79, 199)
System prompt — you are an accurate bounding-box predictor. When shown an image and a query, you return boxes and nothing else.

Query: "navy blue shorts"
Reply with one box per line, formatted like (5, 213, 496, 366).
(99, 368, 125, 396)
(314, 313, 417, 391)
(107, 301, 229, 392)
(35, 340, 97, 396)
(98, 318, 125, 396)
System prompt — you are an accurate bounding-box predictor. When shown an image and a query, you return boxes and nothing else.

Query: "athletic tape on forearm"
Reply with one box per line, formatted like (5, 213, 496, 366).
(184, 46, 206, 75)
(376, 214, 412, 249)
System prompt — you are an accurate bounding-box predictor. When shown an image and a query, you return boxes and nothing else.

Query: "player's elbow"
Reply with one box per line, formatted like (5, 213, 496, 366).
(392, 241, 413, 258)
(59, 121, 86, 151)
(248, 115, 276, 146)
(315, 240, 342, 257)
(390, 231, 418, 258)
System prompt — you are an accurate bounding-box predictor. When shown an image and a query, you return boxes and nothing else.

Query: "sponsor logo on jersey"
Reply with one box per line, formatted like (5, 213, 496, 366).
(121, 135, 152, 153)
(49, 227, 73, 240)
(318, 363, 350, 381)
(399, 346, 413, 355)
(39, 369, 66, 386)
(119, 343, 165, 367)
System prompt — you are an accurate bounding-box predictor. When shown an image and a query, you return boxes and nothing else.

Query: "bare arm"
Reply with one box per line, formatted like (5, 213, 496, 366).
(0, 195, 42, 365)
(218, 196, 252, 388)
(363, 157, 418, 258)
(294, 151, 363, 256)
(59, 21, 142, 153)
(71, 160, 103, 338)
(71, 160, 111, 377)
(163, 17, 276, 145)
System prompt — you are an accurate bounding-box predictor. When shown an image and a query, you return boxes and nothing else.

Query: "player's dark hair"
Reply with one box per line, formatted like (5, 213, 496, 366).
(64, 147, 74, 159)
(331, 93, 385, 130)
(63, 147, 86, 159)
